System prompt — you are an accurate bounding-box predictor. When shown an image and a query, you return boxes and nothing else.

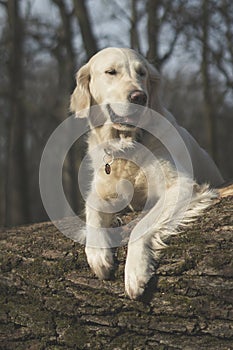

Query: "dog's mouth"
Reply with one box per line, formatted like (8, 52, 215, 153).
(107, 104, 141, 129)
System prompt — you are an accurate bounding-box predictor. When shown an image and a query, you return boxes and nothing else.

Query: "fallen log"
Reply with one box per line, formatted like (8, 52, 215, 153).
(0, 192, 232, 350)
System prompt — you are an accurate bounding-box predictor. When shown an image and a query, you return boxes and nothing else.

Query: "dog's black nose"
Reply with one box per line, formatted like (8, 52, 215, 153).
(128, 90, 147, 106)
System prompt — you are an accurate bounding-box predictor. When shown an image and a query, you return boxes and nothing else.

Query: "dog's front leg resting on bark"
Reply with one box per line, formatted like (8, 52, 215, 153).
(85, 197, 115, 280)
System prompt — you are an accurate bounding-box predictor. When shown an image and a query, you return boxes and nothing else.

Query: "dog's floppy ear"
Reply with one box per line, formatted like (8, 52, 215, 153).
(70, 63, 90, 118)
(145, 60, 164, 115)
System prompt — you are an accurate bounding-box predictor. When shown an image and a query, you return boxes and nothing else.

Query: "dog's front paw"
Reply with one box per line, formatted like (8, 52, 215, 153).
(125, 272, 149, 300)
(124, 242, 155, 300)
(85, 247, 116, 280)
(125, 264, 154, 300)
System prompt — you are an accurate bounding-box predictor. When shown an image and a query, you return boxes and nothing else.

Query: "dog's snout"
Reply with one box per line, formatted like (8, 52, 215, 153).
(128, 90, 147, 106)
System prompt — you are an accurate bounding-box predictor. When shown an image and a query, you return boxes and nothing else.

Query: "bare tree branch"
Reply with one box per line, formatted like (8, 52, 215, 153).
(0, 0, 7, 7)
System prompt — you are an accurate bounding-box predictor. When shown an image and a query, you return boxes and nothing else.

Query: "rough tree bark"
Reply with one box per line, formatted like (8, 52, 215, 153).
(0, 192, 232, 350)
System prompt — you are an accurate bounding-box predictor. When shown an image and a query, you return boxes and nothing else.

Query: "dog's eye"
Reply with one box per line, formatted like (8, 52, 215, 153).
(105, 69, 117, 75)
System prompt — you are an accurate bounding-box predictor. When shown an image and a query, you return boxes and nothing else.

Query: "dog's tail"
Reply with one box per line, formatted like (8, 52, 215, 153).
(129, 178, 217, 250)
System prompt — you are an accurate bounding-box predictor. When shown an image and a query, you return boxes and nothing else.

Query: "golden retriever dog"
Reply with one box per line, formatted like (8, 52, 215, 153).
(70, 48, 223, 299)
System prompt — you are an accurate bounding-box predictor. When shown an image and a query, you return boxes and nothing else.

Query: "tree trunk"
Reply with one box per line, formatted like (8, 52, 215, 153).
(5, 0, 30, 226)
(201, 0, 216, 160)
(0, 191, 232, 349)
(72, 0, 98, 59)
(130, 0, 141, 52)
(52, 0, 83, 215)
(146, 0, 160, 67)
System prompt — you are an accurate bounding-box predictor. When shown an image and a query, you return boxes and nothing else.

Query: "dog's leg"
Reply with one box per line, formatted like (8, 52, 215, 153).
(125, 179, 216, 299)
(125, 238, 159, 300)
(84, 192, 117, 280)
(85, 246, 116, 280)
(84, 179, 134, 279)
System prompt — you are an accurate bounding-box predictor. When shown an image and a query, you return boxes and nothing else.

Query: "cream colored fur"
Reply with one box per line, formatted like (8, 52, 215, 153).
(70, 48, 223, 299)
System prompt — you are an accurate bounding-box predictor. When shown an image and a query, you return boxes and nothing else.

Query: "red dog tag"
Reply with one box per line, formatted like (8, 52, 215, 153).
(105, 163, 111, 175)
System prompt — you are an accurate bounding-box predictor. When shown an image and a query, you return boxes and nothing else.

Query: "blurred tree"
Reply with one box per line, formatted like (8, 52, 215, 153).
(211, 0, 233, 92)
(180, 0, 233, 163)
(130, 0, 140, 51)
(200, 0, 216, 158)
(0, 0, 232, 227)
(146, 0, 184, 68)
(52, 0, 76, 96)
(4, 0, 30, 225)
(52, 0, 84, 215)
(72, 0, 98, 58)
(146, 0, 161, 65)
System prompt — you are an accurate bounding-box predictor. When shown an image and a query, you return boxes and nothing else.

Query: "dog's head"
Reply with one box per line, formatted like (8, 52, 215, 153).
(70, 48, 164, 131)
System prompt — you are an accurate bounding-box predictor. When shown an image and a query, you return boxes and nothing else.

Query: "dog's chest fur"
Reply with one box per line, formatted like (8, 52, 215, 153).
(96, 158, 148, 211)
(88, 126, 166, 212)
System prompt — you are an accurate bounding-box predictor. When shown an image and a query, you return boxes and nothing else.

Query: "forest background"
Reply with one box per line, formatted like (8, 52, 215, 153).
(0, 0, 232, 227)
